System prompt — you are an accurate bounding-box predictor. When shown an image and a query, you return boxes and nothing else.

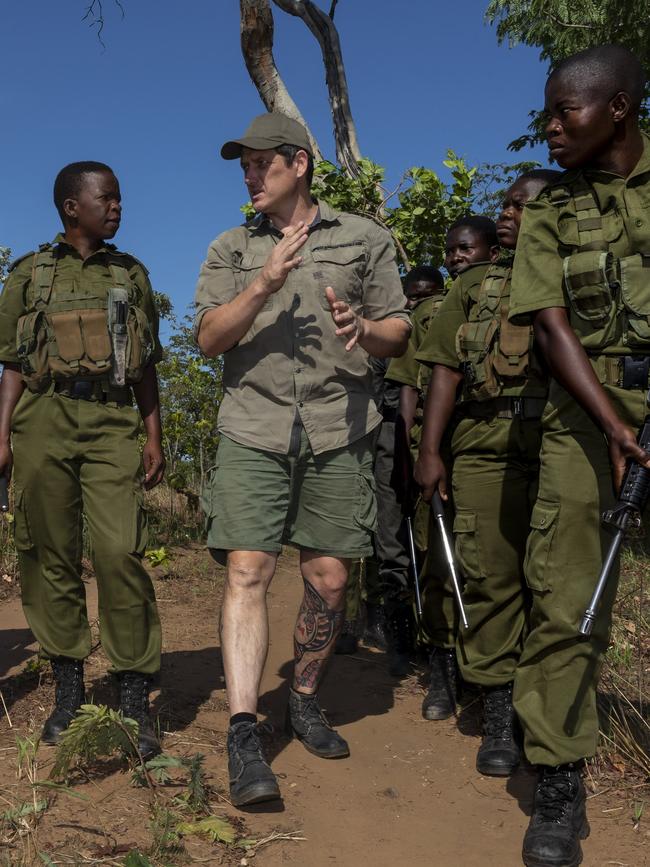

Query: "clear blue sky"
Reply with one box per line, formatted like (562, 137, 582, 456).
(2, 1, 550, 335)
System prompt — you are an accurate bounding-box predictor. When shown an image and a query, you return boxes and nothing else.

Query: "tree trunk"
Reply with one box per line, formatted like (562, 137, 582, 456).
(240, 0, 324, 161)
(271, 0, 362, 176)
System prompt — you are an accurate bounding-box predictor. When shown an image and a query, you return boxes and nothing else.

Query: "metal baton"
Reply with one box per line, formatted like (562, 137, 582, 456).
(405, 515, 423, 618)
(432, 491, 469, 630)
(0, 477, 8, 513)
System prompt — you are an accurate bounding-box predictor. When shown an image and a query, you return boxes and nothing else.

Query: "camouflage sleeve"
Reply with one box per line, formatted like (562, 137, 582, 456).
(361, 224, 410, 325)
(130, 261, 163, 365)
(509, 194, 566, 324)
(0, 255, 33, 365)
(193, 231, 239, 339)
(415, 278, 467, 370)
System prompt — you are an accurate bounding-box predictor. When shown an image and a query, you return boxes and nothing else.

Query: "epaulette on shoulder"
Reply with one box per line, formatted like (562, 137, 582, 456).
(105, 245, 150, 275)
(7, 250, 38, 273)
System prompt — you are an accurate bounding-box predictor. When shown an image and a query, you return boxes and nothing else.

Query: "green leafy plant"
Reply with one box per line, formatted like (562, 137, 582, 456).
(145, 546, 171, 569)
(50, 704, 140, 780)
(176, 815, 237, 845)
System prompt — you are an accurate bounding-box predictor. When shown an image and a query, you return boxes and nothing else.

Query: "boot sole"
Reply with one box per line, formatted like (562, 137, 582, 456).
(476, 758, 520, 777)
(231, 780, 281, 808)
(422, 704, 455, 721)
(286, 726, 350, 759)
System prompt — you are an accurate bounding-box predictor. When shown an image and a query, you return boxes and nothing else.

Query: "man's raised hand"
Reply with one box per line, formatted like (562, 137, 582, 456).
(260, 222, 309, 294)
(325, 286, 365, 351)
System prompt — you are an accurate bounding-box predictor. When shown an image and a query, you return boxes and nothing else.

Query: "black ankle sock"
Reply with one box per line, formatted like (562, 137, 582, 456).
(230, 712, 256, 727)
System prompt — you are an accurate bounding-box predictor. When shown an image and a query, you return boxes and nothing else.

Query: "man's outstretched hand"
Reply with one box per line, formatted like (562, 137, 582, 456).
(325, 286, 365, 351)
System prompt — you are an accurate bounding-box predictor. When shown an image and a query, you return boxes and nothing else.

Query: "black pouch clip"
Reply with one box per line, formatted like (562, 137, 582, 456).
(621, 356, 650, 389)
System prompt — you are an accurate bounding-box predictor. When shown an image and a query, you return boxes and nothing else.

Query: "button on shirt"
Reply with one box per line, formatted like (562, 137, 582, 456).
(194, 200, 409, 455)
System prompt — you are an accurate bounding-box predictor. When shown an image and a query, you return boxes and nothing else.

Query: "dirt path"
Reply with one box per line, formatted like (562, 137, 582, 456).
(0, 548, 647, 866)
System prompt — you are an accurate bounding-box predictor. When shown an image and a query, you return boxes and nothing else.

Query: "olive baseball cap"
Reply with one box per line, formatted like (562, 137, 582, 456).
(220, 112, 313, 160)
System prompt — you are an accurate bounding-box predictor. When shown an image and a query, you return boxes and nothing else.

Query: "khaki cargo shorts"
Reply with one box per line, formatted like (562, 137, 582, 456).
(202, 429, 378, 564)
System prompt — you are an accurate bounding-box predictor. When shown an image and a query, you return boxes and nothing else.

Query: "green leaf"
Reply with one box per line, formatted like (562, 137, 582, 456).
(123, 852, 155, 867)
(176, 814, 237, 844)
(32, 780, 90, 801)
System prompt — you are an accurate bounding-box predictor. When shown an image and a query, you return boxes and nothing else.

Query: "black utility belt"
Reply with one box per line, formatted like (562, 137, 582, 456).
(53, 379, 131, 405)
(598, 355, 650, 390)
(460, 396, 547, 420)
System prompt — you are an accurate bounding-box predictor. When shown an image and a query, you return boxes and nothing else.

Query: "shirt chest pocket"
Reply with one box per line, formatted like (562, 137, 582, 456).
(311, 244, 367, 311)
(232, 251, 274, 310)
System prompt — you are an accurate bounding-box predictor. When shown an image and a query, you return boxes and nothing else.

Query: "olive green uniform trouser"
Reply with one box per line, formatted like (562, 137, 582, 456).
(513, 376, 642, 767)
(12, 391, 161, 674)
(452, 414, 541, 685)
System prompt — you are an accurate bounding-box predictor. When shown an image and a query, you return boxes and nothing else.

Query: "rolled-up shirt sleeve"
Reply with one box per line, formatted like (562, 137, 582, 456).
(193, 233, 238, 339)
(362, 225, 410, 325)
(509, 196, 567, 325)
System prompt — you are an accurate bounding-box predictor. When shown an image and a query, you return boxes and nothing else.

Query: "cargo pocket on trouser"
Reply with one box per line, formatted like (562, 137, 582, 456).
(354, 471, 378, 534)
(453, 511, 482, 582)
(13, 487, 34, 551)
(523, 500, 560, 592)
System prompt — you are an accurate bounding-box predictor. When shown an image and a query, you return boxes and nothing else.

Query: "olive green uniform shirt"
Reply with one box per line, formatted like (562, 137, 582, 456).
(386, 291, 446, 391)
(0, 234, 163, 369)
(194, 199, 409, 455)
(509, 131, 650, 351)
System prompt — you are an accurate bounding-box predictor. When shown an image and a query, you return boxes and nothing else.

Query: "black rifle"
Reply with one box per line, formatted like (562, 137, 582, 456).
(580, 412, 650, 636)
(0, 476, 8, 513)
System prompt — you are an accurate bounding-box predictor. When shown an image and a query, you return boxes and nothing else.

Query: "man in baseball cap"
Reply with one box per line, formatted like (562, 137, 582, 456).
(195, 111, 410, 809)
(220, 112, 313, 159)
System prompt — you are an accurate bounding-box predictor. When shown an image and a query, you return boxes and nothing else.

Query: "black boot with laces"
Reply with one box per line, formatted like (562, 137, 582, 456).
(422, 647, 457, 720)
(476, 682, 520, 776)
(522, 763, 589, 867)
(119, 672, 161, 760)
(286, 688, 350, 758)
(41, 658, 85, 744)
(227, 720, 280, 807)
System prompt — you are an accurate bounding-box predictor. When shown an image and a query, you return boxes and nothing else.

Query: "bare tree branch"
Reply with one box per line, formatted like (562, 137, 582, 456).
(328, 0, 339, 19)
(239, 0, 324, 161)
(82, 0, 125, 48)
(272, 0, 362, 177)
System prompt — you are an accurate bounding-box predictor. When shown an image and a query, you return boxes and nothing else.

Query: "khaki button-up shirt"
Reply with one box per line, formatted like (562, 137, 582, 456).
(194, 200, 409, 455)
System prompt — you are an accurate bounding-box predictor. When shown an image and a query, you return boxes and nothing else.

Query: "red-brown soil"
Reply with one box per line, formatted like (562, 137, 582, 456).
(0, 547, 647, 866)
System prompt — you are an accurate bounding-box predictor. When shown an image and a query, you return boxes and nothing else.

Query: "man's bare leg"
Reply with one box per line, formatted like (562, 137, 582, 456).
(288, 553, 350, 758)
(220, 550, 278, 715)
(293, 553, 349, 693)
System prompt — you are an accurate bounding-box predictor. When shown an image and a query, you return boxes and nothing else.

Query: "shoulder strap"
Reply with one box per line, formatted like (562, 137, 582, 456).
(108, 262, 132, 288)
(29, 245, 57, 307)
(549, 177, 607, 253)
(477, 264, 511, 314)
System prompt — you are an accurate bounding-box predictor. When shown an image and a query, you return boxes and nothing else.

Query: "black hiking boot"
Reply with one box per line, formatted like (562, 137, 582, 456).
(386, 602, 413, 678)
(227, 720, 281, 807)
(422, 647, 457, 720)
(41, 658, 85, 744)
(362, 602, 389, 651)
(476, 682, 520, 776)
(522, 763, 590, 867)
(335, 620, 359, 655)
(119, 672, 161, 760)
(285, 688, 350, 759)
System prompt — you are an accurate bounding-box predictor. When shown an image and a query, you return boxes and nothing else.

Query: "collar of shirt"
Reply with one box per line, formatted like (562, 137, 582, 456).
(247, 198, 342, 236)
(49, 233, 127, 260)
(573, 132, 650, 210)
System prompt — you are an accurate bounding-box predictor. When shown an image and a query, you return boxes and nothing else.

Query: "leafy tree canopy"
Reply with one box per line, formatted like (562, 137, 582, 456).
(486, 0, 650, 149)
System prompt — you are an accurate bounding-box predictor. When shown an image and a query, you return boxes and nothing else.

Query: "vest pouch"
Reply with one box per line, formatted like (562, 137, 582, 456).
(47, 309, 112, 378)
(563, 251, 615, 322)
(493, 311, 532, 379)
(125, 306, 154, 383)
(456, 318, 500, 400)
(620, 254, 650, 347)
(16, 310, 50, 391)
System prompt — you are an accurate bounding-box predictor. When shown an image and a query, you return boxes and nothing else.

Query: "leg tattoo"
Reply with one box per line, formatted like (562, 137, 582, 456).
(293, 579, 344, 692)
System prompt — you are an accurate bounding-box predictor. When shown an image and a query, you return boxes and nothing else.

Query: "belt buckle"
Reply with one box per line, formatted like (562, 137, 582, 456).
(71, 381, 94, 400)
(512, 397, 523, 418)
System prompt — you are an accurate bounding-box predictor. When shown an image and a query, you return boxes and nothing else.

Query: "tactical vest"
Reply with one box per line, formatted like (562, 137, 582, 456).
(15, 245, 154, 392)
(551, 178, 650, 354)
(455, 264, 543, 401)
